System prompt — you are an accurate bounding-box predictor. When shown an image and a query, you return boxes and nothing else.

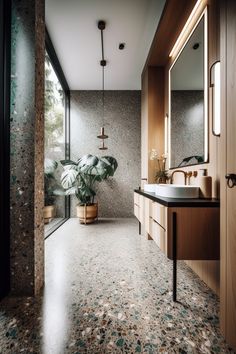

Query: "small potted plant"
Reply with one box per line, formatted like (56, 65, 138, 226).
(44, 158, 62, 223)
(155, 154, 169, 184)
(60, 154, 118, 224)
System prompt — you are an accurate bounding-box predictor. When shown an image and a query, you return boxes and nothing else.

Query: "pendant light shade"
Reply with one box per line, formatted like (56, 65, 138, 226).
(97, 127, 108, 139)
(97, 20, 108, 149)
(99, 140, 108, 150)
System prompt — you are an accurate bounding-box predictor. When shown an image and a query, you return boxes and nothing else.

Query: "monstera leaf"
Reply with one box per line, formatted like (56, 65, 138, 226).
(44, 158, 58, 176)
(101, 156, 118, 174)
(60, 154, 118, 205)
(61, 168, 78, 189)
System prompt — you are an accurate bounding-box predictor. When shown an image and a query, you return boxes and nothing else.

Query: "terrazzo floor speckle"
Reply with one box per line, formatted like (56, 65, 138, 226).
(0, 218, 234, 354)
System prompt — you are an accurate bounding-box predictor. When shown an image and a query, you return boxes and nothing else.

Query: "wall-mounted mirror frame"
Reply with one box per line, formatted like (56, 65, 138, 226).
(168, 8, 208, 169)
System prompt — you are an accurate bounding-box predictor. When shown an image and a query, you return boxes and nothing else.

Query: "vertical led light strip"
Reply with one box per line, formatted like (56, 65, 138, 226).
(203, 8, 208, 161)
(168, 69, 171, 169)
(210, 61, 221, 136)
(164, 114, 168, 155)
(214, 62, 221, 135)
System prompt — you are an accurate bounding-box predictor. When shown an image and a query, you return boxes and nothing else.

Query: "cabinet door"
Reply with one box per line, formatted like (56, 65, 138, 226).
(134, 204, 139, 220)
(152, 202, 167, 229)
(134, 192, 139, 206)
(133, 193, 146, 226)
(144, 198, 153, 235)
(133, 193, 139, 220)
(139, 195, 145, 225)
(151, 220, 166, 254)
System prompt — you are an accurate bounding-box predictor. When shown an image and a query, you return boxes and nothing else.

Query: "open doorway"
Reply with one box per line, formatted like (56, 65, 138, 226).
(44, 30, 70, 238)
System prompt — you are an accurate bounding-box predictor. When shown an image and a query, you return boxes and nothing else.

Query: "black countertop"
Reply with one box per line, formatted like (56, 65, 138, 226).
(134, 189, 220, 208)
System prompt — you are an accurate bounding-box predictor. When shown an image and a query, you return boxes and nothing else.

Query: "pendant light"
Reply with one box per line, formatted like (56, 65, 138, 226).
(97, 20, 108, 150)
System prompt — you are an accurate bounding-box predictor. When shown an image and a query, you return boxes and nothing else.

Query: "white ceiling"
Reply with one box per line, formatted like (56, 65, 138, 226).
(45, 0, 166, 90)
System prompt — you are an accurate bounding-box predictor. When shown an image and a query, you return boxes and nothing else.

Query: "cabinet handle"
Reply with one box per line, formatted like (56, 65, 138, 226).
(225, 174, 236, 188)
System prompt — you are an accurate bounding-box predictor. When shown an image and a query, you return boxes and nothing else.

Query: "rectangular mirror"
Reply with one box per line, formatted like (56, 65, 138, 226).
(168, 10, 208, 169)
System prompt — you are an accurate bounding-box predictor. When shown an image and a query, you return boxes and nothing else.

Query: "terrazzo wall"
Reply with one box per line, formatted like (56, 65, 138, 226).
(70, 91, 141, 217)
(10, 0, 45, 295)
(171, 90, 204, 168)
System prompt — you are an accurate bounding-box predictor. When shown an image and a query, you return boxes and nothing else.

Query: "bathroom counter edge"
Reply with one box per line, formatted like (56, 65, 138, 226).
(134, 189, 220, 208)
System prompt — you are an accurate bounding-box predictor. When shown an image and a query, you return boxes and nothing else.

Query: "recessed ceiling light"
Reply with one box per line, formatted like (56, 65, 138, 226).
(119, 43, 125, 50)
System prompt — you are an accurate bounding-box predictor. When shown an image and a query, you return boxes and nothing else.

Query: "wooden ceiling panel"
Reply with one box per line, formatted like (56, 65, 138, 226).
(143, 0, 197, 72)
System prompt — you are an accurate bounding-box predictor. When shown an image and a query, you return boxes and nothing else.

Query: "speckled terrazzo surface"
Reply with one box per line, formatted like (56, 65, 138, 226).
(10, 0, 45, 295)
(70, 91, 141, 218)
(0, 218, 234, 353)
(171, 90, 204, 168)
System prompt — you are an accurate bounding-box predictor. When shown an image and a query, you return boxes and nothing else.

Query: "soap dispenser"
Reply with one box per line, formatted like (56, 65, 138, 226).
(199, 169, 212, 199)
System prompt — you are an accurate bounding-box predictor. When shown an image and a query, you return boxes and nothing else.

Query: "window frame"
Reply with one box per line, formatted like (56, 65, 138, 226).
(45, 28, 70, 238)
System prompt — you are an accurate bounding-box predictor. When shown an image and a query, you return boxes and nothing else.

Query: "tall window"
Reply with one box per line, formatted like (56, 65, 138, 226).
(45, 53, 65, 160)
(44, 43, 70, 236)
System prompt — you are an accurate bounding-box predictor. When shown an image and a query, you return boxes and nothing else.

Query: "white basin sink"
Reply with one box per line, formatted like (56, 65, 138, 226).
(144, 184, 157, 193)
(155, 184, 199, 199)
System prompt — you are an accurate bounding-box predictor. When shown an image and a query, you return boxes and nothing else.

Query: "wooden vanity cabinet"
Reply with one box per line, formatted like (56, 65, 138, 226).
(134, 190, 220, 302)
(166, 207, 219, 260)
(134, 191, 220, 261)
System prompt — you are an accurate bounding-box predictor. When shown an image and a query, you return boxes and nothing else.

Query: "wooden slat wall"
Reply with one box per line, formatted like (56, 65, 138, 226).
(148, 67, 165, 183)
(219, 0, 227, 337)
(220, 0, 236, 349)
(141, 71, 149, 185)
(141, 67, 165, 185)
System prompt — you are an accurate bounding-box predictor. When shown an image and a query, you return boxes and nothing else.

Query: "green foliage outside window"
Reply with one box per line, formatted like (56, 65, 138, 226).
(44, 53, 64, 152)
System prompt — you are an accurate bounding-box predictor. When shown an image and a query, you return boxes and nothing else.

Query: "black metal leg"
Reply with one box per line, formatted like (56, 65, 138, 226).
(139, 221, 141, 235)
(172, 212, 177, 302)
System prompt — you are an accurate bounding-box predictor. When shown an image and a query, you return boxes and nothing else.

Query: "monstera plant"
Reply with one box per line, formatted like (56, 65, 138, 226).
(60, 154, 118, 224)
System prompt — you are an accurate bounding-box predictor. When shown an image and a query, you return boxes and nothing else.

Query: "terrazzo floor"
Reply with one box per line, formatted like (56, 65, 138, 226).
(0, 218, 234, 354)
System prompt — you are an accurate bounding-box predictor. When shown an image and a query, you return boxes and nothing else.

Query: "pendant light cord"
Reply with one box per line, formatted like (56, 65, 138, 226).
(97, 20, 108, 146)
(102, 65, 105, 127)
(100, 26, 105, 128)
(101, 28, 105, 62)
